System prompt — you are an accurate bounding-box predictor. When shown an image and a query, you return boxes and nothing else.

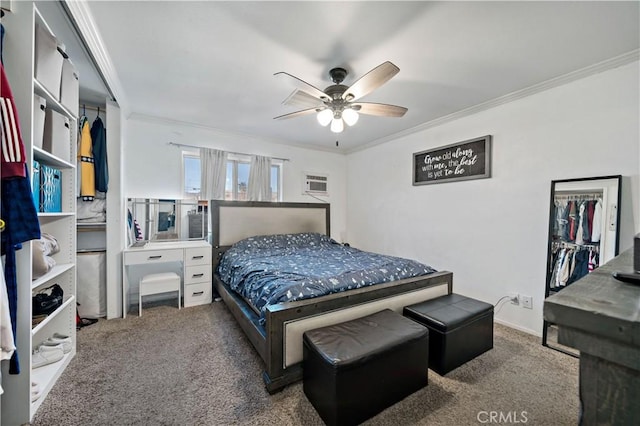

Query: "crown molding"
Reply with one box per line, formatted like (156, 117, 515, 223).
(346, 50, 640, 155)
(63, 0, 130, 116)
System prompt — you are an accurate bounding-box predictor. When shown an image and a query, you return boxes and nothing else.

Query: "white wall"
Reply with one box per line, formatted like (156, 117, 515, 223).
(123, 118, 348, 241)
(346, 61, 640, 335)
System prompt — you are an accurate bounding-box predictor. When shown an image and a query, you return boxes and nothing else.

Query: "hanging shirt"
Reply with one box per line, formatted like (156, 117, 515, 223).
(586, 200, 595, 241)
(554, 200, 568, 240)
(0, 261, 14, 396)
(588, 250, 599, 272)
(2, 166, 41, 374)
(91, 116, 109, 192)
(78, 116, 96, 201)
(567, 201, 577, 242)
(559, 249, 572, 286)
(1, 21, 5, 64)
(1, 63, 26, 178)
(575, 202, 585, 245)
(1, 261, 15, 363)
(591, 200, 602, 243)
(552, 248, 567, 288)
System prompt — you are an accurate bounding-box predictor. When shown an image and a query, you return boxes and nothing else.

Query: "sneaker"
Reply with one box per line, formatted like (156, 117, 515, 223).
(31, 381, 41, 402)
(32, 344, 64, 368)
(45, 333, 72, 353)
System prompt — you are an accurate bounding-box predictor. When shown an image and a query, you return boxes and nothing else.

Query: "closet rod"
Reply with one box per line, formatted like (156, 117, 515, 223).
(554, 193, 602, 201)
(555, 190, 603, 196)
(79, 104, 106, 116)
(168, 142, 290, 162)
(81, 104, 105, 112)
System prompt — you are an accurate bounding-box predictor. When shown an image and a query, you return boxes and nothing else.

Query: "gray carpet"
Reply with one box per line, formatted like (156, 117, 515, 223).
(32, 301, 579, 426)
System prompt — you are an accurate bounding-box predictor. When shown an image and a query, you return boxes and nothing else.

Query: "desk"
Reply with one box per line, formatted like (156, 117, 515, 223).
(543, 249, 640, 425)
(122, 240, 212, 317)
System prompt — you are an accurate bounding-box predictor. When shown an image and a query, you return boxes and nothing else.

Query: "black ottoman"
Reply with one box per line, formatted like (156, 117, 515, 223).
(403, 293, 493, 375)
(303, 309, 429, 426)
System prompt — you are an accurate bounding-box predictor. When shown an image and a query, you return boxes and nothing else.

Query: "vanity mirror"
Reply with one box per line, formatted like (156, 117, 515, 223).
(128, 198, 208, 242)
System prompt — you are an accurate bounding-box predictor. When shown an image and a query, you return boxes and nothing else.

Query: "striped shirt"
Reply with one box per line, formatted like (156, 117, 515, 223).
(1, 63, 26, 178)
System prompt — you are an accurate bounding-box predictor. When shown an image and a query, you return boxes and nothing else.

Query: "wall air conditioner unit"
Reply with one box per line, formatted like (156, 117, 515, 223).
(303, 172, 329, 195)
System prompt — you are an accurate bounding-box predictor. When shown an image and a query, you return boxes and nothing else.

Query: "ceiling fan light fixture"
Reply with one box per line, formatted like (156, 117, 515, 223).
(342, 108, 359, 126)
(330, 117, 344, 133)
(317, 108, 333, 126)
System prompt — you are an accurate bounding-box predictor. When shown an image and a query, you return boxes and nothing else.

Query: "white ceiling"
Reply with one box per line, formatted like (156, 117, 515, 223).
(64, 1, 640, 153)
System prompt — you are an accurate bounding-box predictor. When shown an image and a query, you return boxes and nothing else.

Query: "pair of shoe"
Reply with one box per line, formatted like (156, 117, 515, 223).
(32, 333, 72, 369)
(41, 333, 72, 353)
(32, 381, 41, 402)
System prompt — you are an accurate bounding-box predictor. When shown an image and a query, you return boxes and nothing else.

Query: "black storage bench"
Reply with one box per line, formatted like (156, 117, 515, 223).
(303, 309, 429, 426)
(403, 293, 493, 375)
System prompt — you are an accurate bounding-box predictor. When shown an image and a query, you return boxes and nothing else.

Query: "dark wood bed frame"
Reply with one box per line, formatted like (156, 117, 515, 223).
(210, 200, 453, 394)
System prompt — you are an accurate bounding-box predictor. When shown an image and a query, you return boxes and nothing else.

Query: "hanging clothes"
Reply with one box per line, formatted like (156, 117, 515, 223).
(78, 116, 96, 201)
(1, 62, 41, 373)
(568, 249, 589, 284)
(90, 115, 108, 192)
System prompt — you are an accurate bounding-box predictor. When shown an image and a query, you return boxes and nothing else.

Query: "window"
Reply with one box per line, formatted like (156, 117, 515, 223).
(184, 155, 201, 195)
(183, 152, 282, 201)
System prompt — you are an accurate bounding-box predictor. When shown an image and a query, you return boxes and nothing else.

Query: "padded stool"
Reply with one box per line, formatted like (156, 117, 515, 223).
(404, 293, 493, 375)
(139, 272, 181, 316)
(303, 309, 429, 426)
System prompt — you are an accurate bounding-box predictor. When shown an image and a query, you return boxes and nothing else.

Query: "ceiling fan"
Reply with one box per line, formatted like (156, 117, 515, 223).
(273, 61, 408, 133)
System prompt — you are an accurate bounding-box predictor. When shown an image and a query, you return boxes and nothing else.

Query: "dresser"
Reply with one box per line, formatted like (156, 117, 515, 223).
(188, 212, 208, 239)
(544, 249, 639, 425)
(122, 240, 212, 317)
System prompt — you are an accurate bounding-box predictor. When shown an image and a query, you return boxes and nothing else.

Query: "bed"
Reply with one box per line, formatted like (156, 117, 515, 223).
(210, 200, 453, 393)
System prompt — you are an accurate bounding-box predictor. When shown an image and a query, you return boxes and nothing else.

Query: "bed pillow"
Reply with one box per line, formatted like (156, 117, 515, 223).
(232, 232, 336, 251)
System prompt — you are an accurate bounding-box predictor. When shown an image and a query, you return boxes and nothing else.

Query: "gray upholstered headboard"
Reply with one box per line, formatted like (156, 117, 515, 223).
(210, 201, 330, 267)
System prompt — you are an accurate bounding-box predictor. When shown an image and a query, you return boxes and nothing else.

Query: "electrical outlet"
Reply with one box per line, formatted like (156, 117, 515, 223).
(509, 292, 520, 305)
(522, 295, 533, 309)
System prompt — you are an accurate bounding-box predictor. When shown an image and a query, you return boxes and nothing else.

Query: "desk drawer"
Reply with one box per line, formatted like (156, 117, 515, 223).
(185, 265, 211, 284)
(125, 249, 183, 265)
(184, 282, 212, 307)
(185, 247, 211, 266)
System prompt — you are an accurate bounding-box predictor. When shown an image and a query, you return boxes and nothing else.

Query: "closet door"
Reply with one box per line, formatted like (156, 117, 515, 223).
(105, 100, 124, 319)
(542, 175, 622, 355)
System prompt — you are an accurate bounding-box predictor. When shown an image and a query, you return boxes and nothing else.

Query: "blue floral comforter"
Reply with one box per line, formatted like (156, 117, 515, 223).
(217, 233, 437, 323)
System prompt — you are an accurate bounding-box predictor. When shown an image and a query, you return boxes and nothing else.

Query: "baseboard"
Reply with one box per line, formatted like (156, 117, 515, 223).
(494, 317, 541, 337)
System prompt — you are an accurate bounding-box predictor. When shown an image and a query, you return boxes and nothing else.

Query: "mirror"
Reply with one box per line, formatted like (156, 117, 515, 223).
(127, 199, 208, 243)
(542, 175, 622, 355)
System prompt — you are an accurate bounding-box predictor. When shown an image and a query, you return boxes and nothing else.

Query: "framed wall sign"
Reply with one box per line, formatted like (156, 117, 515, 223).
(413, 135, 492, 185)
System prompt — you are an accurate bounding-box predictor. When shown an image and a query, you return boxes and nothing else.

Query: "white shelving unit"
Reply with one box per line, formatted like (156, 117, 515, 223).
(1, 2, 78, 424)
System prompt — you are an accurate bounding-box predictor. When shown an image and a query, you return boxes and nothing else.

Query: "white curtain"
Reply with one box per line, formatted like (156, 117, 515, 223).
(200, 148, 227, 200)
(248, 155, 272, 201)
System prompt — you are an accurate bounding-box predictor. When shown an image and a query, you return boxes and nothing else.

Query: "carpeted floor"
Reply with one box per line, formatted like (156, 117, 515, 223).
(32, 301, 579, 426)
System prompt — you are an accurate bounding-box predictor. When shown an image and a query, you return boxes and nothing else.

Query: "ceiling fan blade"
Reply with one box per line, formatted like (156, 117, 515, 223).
(273, 107, 319, 120)
(342, 61, 400, 101)
(282, 90, 324, 109)
(352, 102, 408, 117)
(274, 72, 328, 101)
